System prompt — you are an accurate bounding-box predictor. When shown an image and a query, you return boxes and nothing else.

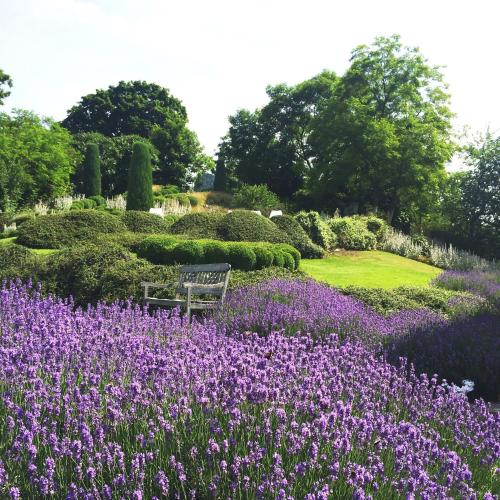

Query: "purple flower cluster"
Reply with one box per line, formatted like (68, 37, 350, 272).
(433, 270, 500, 310)
(0, 281, 499, 498)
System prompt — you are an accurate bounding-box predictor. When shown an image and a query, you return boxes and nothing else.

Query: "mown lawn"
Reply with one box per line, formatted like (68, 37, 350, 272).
(0, 237, 57, 255)
(301, 250, 442, 288)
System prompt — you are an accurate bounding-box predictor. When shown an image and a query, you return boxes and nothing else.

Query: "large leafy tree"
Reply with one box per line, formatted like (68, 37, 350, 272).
(71, 132, 159, 195)
(62, 81, 212, 188)
(0, 110, 77, 210)
(0, 69, 13, 105)
(310, 35, 454, 220)
(217, 71, 337, 198)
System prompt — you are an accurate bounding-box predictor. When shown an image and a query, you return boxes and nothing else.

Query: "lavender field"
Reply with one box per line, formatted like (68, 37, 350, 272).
(0, 279, 499, 498)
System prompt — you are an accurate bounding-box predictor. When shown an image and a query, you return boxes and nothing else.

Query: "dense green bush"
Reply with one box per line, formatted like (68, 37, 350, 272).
(169, 240, 205, 265)
(16, 210, 127, 249)
(227, 243, 257, 271)
(410, 234, 431, 257)
(9, 212, 35, 226)
(137, 236, 299, 271)
(364, 216, 389, 243)
(42, 243, 135, 305)
(219, 210, 290, 244)
(126, 142, 153, 211)
(0, 243, 37, 269)
(170, 212, 226, 239)
(338, 286, 421, 315)
(232, 184, 281, 213)
(94, 231, 148, 252)
(82, 198, 97, 209)
(206, 191, 233, 207)
(203, 241, 229, 263)
(187, 195, 199, 207)
(120, 210, 174, 233)
(272, 215, 324, 258)
(0, 213, 11, 228)
(294, 211, 336, 250)
(71, 200, 85, 210)
(88, 195, 106, 207)
(328, 217, 377, 250)
(253, 246, 274, 270)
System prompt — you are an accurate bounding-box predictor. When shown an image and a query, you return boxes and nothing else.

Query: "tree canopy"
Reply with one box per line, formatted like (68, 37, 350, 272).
(62, 81, 212, 189)
(0, 110, 77, 210)
(0, 69, 13, 105)
(217, 71, 338, 199)
(309, 35, 454, 220)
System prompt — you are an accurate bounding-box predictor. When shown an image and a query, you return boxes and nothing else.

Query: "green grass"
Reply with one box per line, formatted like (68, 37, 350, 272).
(301, 250, 441, 289)
(0, 237, 16, 245)
(0, 237, 57, 255)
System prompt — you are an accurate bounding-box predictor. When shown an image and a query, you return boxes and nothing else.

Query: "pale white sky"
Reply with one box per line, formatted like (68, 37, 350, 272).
(1, 0, 499, 163)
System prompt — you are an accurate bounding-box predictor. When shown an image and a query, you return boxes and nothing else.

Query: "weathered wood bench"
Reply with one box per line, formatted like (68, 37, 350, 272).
(141, 263, 231, 322)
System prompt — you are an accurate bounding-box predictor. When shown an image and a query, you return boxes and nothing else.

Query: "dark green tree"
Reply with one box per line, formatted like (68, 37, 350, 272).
(0, 70, 13, 105)
(310, 35, 454, 220)
(217, 71, 337, 198)
(62, 81, 212, 189)
(126, 142, 153, 211)
(0, 110, 77, 210)
(72, 132, 159, 195)
(82, 144, 101, 196)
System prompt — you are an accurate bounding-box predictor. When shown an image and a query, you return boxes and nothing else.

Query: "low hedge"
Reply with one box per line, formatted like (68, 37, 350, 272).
(218, 210, 290, 244)
(170, 212, 226, 239)
(271, 215, 324, 258)
(328, 217, 377, 250)
(136, 235, 300, 271)
(0, 243, 37, 269)
(120, 210, 176, 233)
(294, 211, 336, 250)
(16, 210, 127, 249)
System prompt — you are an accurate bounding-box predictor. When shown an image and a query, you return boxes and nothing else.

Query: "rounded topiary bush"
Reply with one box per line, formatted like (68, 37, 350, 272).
(121, 211, 174, 234)
(170, 241, 204, 265)
(282, 251, 296, 270)
(203, 241, 229, 263)
(226, 243, 257, 271)
(136, 235, 179, 264)
(271, 249, 285, 268)
(253, 246, 274, 270)
(16, 210, 127, 249)
(170, 212, 226, 239)
(272, 215, 324, 258)
(82, 198, 97, 209)
(88, 195, 106, 207)
(0, 244, 36, 268)
(328, 217, 377, 250)
(275, 244, 301, 270)
(219, 210, 290, 244)
(294, 211, 336, 250)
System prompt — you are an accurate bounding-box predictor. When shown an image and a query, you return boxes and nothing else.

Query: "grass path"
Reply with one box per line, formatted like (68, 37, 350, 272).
(301, 250, 441, 289)
(0, 237, 57, 255)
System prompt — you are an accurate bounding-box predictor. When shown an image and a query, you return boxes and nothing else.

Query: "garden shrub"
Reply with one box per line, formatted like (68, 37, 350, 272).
(229, 267, 307, 289)
(253, 246, 274, 270)
(187, 195, 198, 207)
(282, 251, 296, 270)
(42, 243, 135, 305)
(411, 234, 431, 257)
(226, 243, 257, 271)
(169, 240, 205, 265)
(275, 243, 300, 270)
(328, 217, 377, 250)
(170, 212, 226, 239)
(206, 191, 233, 207)
(82, 143, 101, 197)
(88, 195, 106, 207)
(10, 211, 35, 226)
(16, 210, 127, 249)
(203, 241, 229, 263)
(0, 213, 11, 228)
(271, 249, 285, 268)
(0, 243, 37, 269)
(121, 210, 174, 233)
(272, 215, 324, 258)
(71, 200, 85, 210)
(135, 235, 179, 264)
(364, 215, 389, 243)
(394, 286, 470, 315)
(294, 211, 336, 250)
(218, 210, 290, 244)
(232, 184, 281, 213)
(82, 198, 97, 209)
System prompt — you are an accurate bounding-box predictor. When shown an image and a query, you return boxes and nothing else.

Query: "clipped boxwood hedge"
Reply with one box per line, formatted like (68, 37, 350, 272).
(218, 210, 290, 244)
(16, 210, 127, 249)
(120, 210, 176, 233)
(271, 215, 324, 258)
(170, 212, 226, 239)
(136, 235, 300, 271)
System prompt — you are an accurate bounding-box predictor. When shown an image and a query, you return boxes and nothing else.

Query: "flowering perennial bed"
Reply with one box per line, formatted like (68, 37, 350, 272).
(0, 282, 499, 498)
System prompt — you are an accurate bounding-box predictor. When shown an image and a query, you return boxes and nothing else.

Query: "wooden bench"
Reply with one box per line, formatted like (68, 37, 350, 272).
(141, 263, 231, 322)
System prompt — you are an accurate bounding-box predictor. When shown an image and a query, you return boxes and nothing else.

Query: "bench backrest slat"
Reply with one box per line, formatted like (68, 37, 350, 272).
(176, 263, 231, 297)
